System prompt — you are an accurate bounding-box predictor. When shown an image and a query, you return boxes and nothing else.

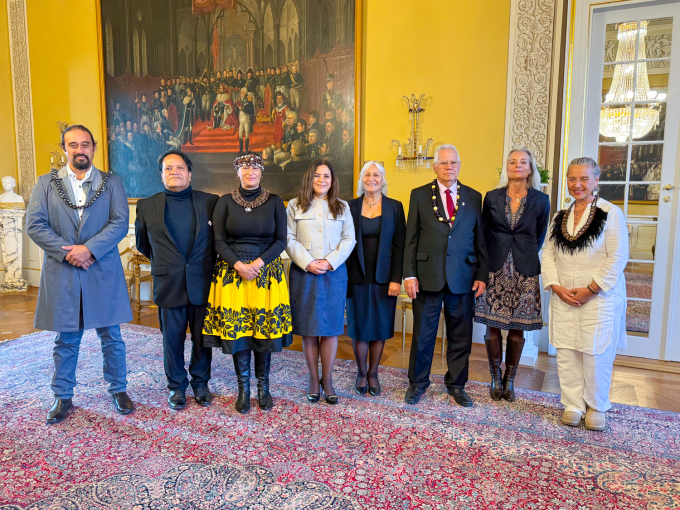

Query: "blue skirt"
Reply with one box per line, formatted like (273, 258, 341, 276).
(346, 282, 397, 341)
(289, 262, 348, 336)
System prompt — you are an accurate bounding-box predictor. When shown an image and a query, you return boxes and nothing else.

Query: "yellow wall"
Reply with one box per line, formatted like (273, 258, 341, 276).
(25, 0, 105, 177)
(362, 0, 511, 209)
(3, 0, 511, 218)
(0, 0, 17, 184)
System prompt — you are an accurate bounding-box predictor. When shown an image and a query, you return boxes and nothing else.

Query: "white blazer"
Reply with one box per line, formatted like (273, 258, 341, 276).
(286, 197, 356, 271)
(542, 199, 628, 355)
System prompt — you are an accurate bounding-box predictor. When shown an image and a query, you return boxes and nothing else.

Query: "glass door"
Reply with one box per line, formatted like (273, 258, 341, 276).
(584, 3, 680, 359)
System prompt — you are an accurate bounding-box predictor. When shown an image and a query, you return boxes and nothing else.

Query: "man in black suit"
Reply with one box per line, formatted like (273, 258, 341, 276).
(403, 144, 489, 407)
(135, 150, 219, 410)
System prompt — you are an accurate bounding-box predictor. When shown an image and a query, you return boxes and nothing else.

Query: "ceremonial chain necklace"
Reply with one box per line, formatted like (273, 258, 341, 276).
(431, 179, 460, 224)
(50, 168, 110, 210)
(561, 198, 598, 242)
(231, 187, 270, 212)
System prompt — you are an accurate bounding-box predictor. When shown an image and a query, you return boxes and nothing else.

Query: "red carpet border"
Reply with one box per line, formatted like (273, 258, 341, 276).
(0, 324, 679, 509)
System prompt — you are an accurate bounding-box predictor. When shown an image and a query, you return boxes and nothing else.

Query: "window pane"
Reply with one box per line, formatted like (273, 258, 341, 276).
(627, 300, 650, 334)
(598, 145, 628, 181)
(645, 17, 673, 59)
(644, 61, 670, 101)
(625, 262, 653, 299)
(604, 23, 620, 64)
(627, 222, 657, 259)
(598, 183, 625, 206)
(630, 144, 663, 181)
(633, 102, 666, 141)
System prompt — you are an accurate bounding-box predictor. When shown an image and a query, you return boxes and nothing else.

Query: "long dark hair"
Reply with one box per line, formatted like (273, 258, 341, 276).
(295, 159, 344, 219)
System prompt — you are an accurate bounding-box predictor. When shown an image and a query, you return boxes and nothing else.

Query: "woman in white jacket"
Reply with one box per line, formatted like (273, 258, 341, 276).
(286, 160, 356, 404)
(542, 157, 628, 431)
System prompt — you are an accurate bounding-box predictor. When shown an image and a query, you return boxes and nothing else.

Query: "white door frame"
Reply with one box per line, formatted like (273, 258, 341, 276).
(559, 0, 680, 360)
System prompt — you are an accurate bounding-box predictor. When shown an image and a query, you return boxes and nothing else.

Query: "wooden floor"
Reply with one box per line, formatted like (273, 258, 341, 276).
(4, 288, 680, 413)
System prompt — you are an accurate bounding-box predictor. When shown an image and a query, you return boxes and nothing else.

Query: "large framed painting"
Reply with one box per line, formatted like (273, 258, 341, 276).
(96, 0, 361, 201)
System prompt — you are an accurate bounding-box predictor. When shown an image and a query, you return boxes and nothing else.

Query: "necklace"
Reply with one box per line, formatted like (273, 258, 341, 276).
(231, 187, 270, 212)
(363, 195, 381, 208)
(50, 168, 110, 210)
(561, 198, 598, 241)
(431, 179, 460, 225)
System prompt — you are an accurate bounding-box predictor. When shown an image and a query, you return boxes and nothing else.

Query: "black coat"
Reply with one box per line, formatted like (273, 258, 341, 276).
(482, 187, 551, 276)
(403, 181, 489, 293)
(346, 195, 406, 286)
(135, 189, 219, 308)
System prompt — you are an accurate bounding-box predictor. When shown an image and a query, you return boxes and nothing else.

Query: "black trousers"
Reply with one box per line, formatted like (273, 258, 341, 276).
(408, 285, 474, 390)
(158, 303, 212, 392)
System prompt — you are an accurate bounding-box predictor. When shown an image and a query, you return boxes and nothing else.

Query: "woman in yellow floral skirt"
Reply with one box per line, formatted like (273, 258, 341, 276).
(202, 152, 292, 413)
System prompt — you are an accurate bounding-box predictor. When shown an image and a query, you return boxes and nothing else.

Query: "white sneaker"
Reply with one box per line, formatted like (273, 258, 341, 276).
(585, 408, 606, 431)
(561, 409, 583, 427)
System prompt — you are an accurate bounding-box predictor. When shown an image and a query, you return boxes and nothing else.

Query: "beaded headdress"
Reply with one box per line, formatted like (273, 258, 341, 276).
(233, 153, 264, 171)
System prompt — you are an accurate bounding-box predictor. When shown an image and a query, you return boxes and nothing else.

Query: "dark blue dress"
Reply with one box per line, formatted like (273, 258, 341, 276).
(346, 216, 397, 341)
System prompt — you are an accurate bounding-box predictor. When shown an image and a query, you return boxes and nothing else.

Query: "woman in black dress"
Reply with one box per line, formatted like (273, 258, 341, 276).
(474, 148, 550, 401)
(202, 152, 293, 413)
(346, 161, 406, 396)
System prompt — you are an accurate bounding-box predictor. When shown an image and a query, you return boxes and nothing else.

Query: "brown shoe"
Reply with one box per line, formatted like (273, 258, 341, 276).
(561, 410, 583, 427)
(585, 408, 606, 431)
(484, 333, 503, 401)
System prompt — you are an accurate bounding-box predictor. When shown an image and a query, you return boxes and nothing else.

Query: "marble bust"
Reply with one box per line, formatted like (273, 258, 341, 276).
(0, 175, 28, 291)
(0, 176, 25, 207)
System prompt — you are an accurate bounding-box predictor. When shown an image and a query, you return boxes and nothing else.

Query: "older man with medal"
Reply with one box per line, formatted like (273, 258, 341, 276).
(402, 144, 489, 407)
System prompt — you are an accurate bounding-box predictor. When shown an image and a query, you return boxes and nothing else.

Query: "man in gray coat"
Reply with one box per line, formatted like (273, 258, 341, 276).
(27, 125, 134, 424)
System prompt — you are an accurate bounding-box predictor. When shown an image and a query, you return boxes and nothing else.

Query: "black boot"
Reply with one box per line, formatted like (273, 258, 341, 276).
(238, 137, 244, 153)
(484, 331, 503, 401)
(502, 335, 525, 402)
(245, 137, 250, 152)
(232, 350, 251, 413)
(254, 351, 273, 410)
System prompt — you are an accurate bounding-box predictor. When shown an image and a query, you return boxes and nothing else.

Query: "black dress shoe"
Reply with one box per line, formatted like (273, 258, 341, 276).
(168, 390, 187, 410)
(194, 387, 213, 407)
(354, 375, 368, 396)
(448, 388, 473, 407)
(46, 398, 72, 424)
(368, 374, 381, 396)
(306, 392, 320, 403)
(112, 392, 134, 415)
(404, 385, 425, 405)
(320, 381, 338, 405)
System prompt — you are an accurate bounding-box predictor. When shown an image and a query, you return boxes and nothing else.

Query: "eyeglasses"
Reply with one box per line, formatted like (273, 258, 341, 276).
(363, 160, 385, 167)
(436, 161, 460, 168)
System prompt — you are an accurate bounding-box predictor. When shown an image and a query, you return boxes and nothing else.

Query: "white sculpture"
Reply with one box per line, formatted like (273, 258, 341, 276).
(0, 176, 28, 292)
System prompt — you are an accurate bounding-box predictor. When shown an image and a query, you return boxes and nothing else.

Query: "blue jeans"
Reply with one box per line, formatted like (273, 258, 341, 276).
(51, 325, 127, 399)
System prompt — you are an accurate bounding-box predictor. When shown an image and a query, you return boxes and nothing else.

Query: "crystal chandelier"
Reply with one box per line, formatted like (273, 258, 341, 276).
(599, 21, 664, 143)
(392, 94, 434, 171)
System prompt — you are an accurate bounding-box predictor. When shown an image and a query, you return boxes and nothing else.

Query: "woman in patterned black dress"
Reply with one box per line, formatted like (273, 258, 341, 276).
(474, 149, 550, 401)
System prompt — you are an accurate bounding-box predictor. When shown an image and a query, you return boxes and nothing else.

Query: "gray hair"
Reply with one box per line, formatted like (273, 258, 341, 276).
(497, 148, 542, 190)
(241, 87, 247, 94)
(356, 161, 388, 196)
(567, 156, 601, 179)
(434, 144, 460, 165)
(262, 146, 274, 161)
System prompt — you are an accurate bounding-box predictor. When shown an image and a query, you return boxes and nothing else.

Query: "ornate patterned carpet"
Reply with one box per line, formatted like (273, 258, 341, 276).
(1, 324, 679, 509)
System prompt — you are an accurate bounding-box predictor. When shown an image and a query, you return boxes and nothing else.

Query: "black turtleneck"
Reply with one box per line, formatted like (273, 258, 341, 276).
(213, 185, 287, 266)
(164, 185, 196, 258)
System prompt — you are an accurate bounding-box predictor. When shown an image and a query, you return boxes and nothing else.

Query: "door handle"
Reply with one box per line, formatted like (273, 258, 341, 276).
(664, 196, 672, 202)
(663, 184, 675, 190)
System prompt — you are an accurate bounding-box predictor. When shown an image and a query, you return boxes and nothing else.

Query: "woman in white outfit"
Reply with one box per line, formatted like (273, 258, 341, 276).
(542, 157, 628, 431)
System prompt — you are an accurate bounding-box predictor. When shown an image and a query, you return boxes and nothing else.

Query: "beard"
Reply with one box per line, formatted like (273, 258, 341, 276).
(72, 155, 90, 170)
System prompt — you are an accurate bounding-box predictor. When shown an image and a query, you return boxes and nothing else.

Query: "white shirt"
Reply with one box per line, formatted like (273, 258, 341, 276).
(437, 179, 458, 220)
(66, 165, 92, 219)
(541, 199, 629, 354)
